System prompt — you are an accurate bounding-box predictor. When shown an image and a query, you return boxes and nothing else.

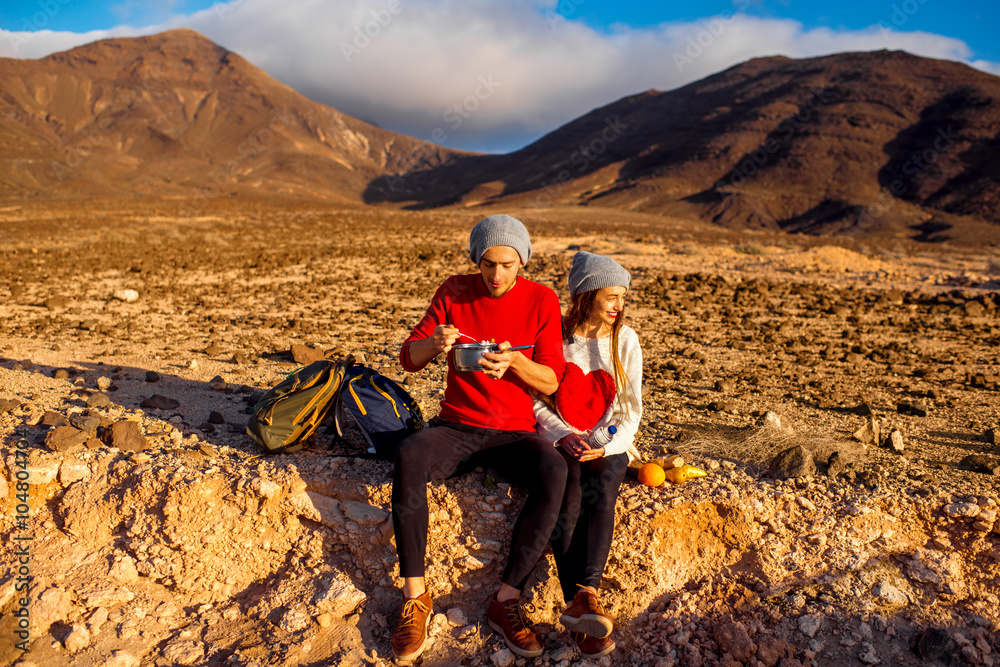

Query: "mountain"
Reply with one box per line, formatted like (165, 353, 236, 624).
(0, 29, 460, 202)
(366, 50, 1000, 241)
(3, 31, 999, 241)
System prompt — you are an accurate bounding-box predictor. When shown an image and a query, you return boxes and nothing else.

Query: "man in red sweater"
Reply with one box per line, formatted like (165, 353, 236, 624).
(390, 214, 567, 662)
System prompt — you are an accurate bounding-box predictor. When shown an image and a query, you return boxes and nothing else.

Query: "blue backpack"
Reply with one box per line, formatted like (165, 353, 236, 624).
(334, 366, 424, 460)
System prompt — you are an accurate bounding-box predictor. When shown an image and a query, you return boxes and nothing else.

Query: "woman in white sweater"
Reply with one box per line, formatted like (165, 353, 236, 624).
(534, 251, 642, 660)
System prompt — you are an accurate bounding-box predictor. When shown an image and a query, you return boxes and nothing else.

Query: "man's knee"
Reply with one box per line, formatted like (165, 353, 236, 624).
(395, 432, 430, 469)
(539, 446, 568, 486)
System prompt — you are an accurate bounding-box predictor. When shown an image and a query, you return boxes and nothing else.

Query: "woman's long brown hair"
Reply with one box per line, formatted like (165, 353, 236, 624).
(563, 289, 631, 418)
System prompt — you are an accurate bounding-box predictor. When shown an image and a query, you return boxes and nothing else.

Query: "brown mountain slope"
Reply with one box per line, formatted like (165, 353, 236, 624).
(367, 51, 1000, 240)
(0, 29, 461, 202)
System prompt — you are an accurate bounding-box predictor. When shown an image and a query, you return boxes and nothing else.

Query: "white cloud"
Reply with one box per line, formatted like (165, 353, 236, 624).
(2, 0, 997, 152)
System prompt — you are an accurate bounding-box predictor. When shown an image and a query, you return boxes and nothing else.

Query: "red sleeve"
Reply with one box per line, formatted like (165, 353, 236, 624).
(530, 287, 566, 385)
(399, 281, 450, 372)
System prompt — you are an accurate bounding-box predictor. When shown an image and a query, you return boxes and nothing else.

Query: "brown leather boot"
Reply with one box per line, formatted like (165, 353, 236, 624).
(571, 631, 616, 659)
(391, 591, 433, 663)
(560, 586, 613, 638)
(487, 595, 544, 658)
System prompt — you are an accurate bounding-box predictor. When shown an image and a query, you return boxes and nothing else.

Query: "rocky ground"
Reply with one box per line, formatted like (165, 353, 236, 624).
(0, 199, 998, 667)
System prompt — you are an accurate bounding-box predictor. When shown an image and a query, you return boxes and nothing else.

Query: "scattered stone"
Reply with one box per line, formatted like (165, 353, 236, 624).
(714, 621, 755, 663)
(43, 295, 68, 310)
(112, 289, 140, 303)
(105, 651, 139, 667)
(208, 411, 225, 424)
(86, 607, 109, 634)
(45, 425, 88, 452)
(852, 416, 880, 446)
(252, 478, 282, 499)
(342, 500, 389, 524)
(108, 556, 139, 583)
(798, 614, 822, 638)
(233, 352, 250, 365)
(858, 642, 880, 665)
(102, 421, 148, 451)
(40, 410, 68, 427)
(59, 459, 90, 485)
(897, 399, 928, 417)
(710, 400, 738, 412)
(24, 459, 59, 485)
(446, 607, 468, 627)
(96, 376, 113, 391)
(887, 429, 904, 454)
(204, 343, 225, 356)
(944, 503, 980, 518)
(209, 376, 227, 390)
(491, 647, 515, 667)
(68, 413, 102, 433)
(984, 427, 998, 447)
(958, 455, 1000, 475)
(291, 343, 325, 365)
(769, 445, 816, 480)
(826, 452, 847, 478)
(62, 623, 90, 652)
(872, 581, 908, 605)
(86, 393, 112, 408)
(145, 371, 160, 383)
(756, 411, 783, 429)
(161, 640, 204, 666)
(53, 368, 70, 379)
(32, 587, 73, 634)
(313, 576, 366, 617)
(140, 395, 180, 410)
(715, 379, 736, 393)
(0, 398, 20, 414)
(755, 636, 793, 667)
(280, 604, 312, 632)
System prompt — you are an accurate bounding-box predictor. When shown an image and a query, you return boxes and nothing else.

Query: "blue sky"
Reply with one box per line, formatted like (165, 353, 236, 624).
(2, 1, 997, 154)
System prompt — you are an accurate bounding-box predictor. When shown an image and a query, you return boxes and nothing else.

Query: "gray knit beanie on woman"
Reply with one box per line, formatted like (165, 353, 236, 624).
(468, 214, 532, 266)
(568, 251, 631, 298)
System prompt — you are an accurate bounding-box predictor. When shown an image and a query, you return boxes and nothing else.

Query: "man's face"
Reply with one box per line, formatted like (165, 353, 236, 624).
(478, 246, 522, 297)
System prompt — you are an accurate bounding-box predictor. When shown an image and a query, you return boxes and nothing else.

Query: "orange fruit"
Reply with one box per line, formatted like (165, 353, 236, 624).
(637, 462, 666, 488)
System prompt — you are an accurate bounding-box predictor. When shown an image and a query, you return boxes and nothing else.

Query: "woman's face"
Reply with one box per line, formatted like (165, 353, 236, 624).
(588, 286, 627, 332)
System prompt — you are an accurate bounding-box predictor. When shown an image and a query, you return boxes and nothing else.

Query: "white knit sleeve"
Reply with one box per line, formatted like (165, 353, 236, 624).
(533, 397, 577, 445)
(597, 327, 643, 461)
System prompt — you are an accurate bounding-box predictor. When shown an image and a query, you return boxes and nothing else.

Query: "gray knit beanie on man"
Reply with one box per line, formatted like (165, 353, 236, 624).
(568, 251, 631, 298)
(468, 214, 532, 266)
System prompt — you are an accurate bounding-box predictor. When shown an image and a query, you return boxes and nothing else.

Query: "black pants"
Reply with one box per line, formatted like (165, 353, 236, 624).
(550, 449, 629, 602)
(392, 419, 568, 588)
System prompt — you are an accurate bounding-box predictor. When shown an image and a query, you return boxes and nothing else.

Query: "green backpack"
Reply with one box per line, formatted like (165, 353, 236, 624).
(246, 357, 353, 453)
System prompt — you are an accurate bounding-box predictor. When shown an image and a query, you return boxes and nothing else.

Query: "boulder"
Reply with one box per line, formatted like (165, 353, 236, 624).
(769, 446, 816, 479)
(140, 394, 179, 410)
(290, 343, 325, 365)
(45, 425, 88, 452)
(102, 421, 149, 451)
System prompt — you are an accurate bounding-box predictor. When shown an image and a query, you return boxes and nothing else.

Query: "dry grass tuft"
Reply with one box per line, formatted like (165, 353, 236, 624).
(678, 418, 850, 473)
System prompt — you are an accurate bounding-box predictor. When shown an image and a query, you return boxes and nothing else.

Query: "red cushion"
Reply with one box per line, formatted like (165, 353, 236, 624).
(554, 363, 616, 431)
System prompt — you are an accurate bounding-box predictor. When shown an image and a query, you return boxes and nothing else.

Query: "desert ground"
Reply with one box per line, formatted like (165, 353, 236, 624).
(0, 200, 998, 667)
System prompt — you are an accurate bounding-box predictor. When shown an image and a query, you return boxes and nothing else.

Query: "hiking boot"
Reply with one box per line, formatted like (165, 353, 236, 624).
(487, 596, 544, 658)
(571, 631, 616, 659)
(559, 586, 613, 638)
(391, 591, 433, 663)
